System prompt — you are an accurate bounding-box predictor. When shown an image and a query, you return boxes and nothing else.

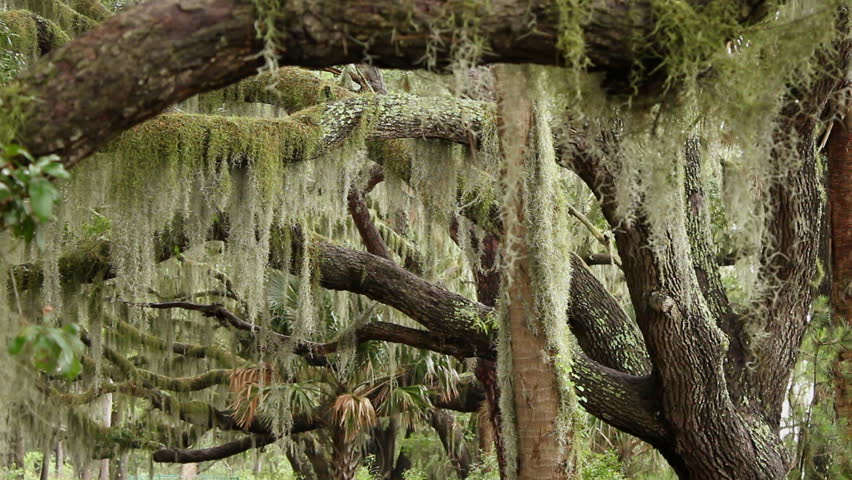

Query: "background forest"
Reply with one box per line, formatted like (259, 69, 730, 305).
(0, 0, 849, 479)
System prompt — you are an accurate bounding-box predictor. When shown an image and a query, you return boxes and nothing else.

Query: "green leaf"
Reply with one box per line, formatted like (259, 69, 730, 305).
(63, 357, 82, 379)
(3, 143, 33, 163)
(28, 177, 58, 222)
(8, 335, 27, 355)
(42, 159, 69, 180)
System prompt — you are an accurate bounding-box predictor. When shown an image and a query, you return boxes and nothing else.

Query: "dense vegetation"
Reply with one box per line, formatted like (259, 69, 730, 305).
(0, 0, 849, 479)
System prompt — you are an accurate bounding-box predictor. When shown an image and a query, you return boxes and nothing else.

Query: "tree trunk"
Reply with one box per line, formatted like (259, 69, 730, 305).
(477, 403, 495, 464)
(827, 98, 851, 440)
(286, 439, 318, 480)
(494, 65, 575, 480)
(39, 443, 50, 480)
(113, 453, 128, 480)
(365, 416, 399, 480)
(10, 429, 25, 480)
(330, 427, 361, 480)
(429, 409, 473, 479)
(98, 393, 112, 480)
(299, 435, 332, 480)
(55, 441, 63, 477)
(253, 451, 262, 475)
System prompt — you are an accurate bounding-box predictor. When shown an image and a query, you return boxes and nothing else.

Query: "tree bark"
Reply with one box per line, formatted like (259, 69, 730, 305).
(494, 65, 574, 479)
(55, 440, 63, 477)
(827, 97, 851, 439)
(330, 426, 361, 480)
(98, 393, 112, 480)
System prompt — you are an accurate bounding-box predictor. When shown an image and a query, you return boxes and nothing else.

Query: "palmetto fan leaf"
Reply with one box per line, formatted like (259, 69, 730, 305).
(376, 384, 432, 426)
(330, 392, 377, 441)
(228, 363, 279, 429)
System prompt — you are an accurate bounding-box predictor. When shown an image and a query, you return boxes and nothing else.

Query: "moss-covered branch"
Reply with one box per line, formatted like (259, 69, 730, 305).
(92, 339, 231, 392)
(113, 317, 247, 368)
(12, 0, 773, 166)
(199, 67, 352, 114)
(98, 91, 488, 168)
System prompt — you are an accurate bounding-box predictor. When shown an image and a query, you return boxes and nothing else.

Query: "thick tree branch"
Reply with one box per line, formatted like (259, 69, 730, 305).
(19, 228, 662, 443)
(153, 434, 276, 463)
(14, 0, 770, 166)
(151, 413, 321, 463)
(569, 254, 651, 375)
(682, 139, 749, 404)
(751, 33, 851, 427)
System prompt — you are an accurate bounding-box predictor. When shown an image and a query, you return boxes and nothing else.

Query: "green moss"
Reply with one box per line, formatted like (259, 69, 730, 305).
(0, 11, 40, 59)
(14, 0, 97, 36)
(0, 10, 69, 84)
(68, 0, 111, 22)
(555, 0, 591, 73)
(634, 0, 743, 94)
(193, 68, 352, 116)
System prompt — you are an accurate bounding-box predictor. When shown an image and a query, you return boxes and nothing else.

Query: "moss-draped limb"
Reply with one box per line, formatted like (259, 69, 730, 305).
(107, 91, 488, 161)
(302, 93, 490, 154)
(14, 210, 648, 375)
(101, 345, 231, 392)
(682, 140, 749, 402)
(568, 253, 650, 375)
(113, 317, 247, 368)
(12, 0, 774, 166)
(66, 0, 111, 23)
(13, 220, 662, 434)
(749, 35, 851, 428)
(122, 297, 484, 363)
(568, 124, 795, 477)
(84, 334, 232, 393)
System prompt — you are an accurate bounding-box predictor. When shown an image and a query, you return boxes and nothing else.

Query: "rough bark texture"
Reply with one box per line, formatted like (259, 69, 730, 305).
(562, 32, 851, 475)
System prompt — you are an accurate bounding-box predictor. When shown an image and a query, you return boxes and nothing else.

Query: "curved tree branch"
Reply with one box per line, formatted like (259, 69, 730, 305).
(14, 0, 771, 166)
(153, 434, 277, 463)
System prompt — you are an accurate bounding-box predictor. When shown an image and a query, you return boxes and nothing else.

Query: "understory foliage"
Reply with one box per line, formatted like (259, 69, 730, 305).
(0, 0, 850, 479)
